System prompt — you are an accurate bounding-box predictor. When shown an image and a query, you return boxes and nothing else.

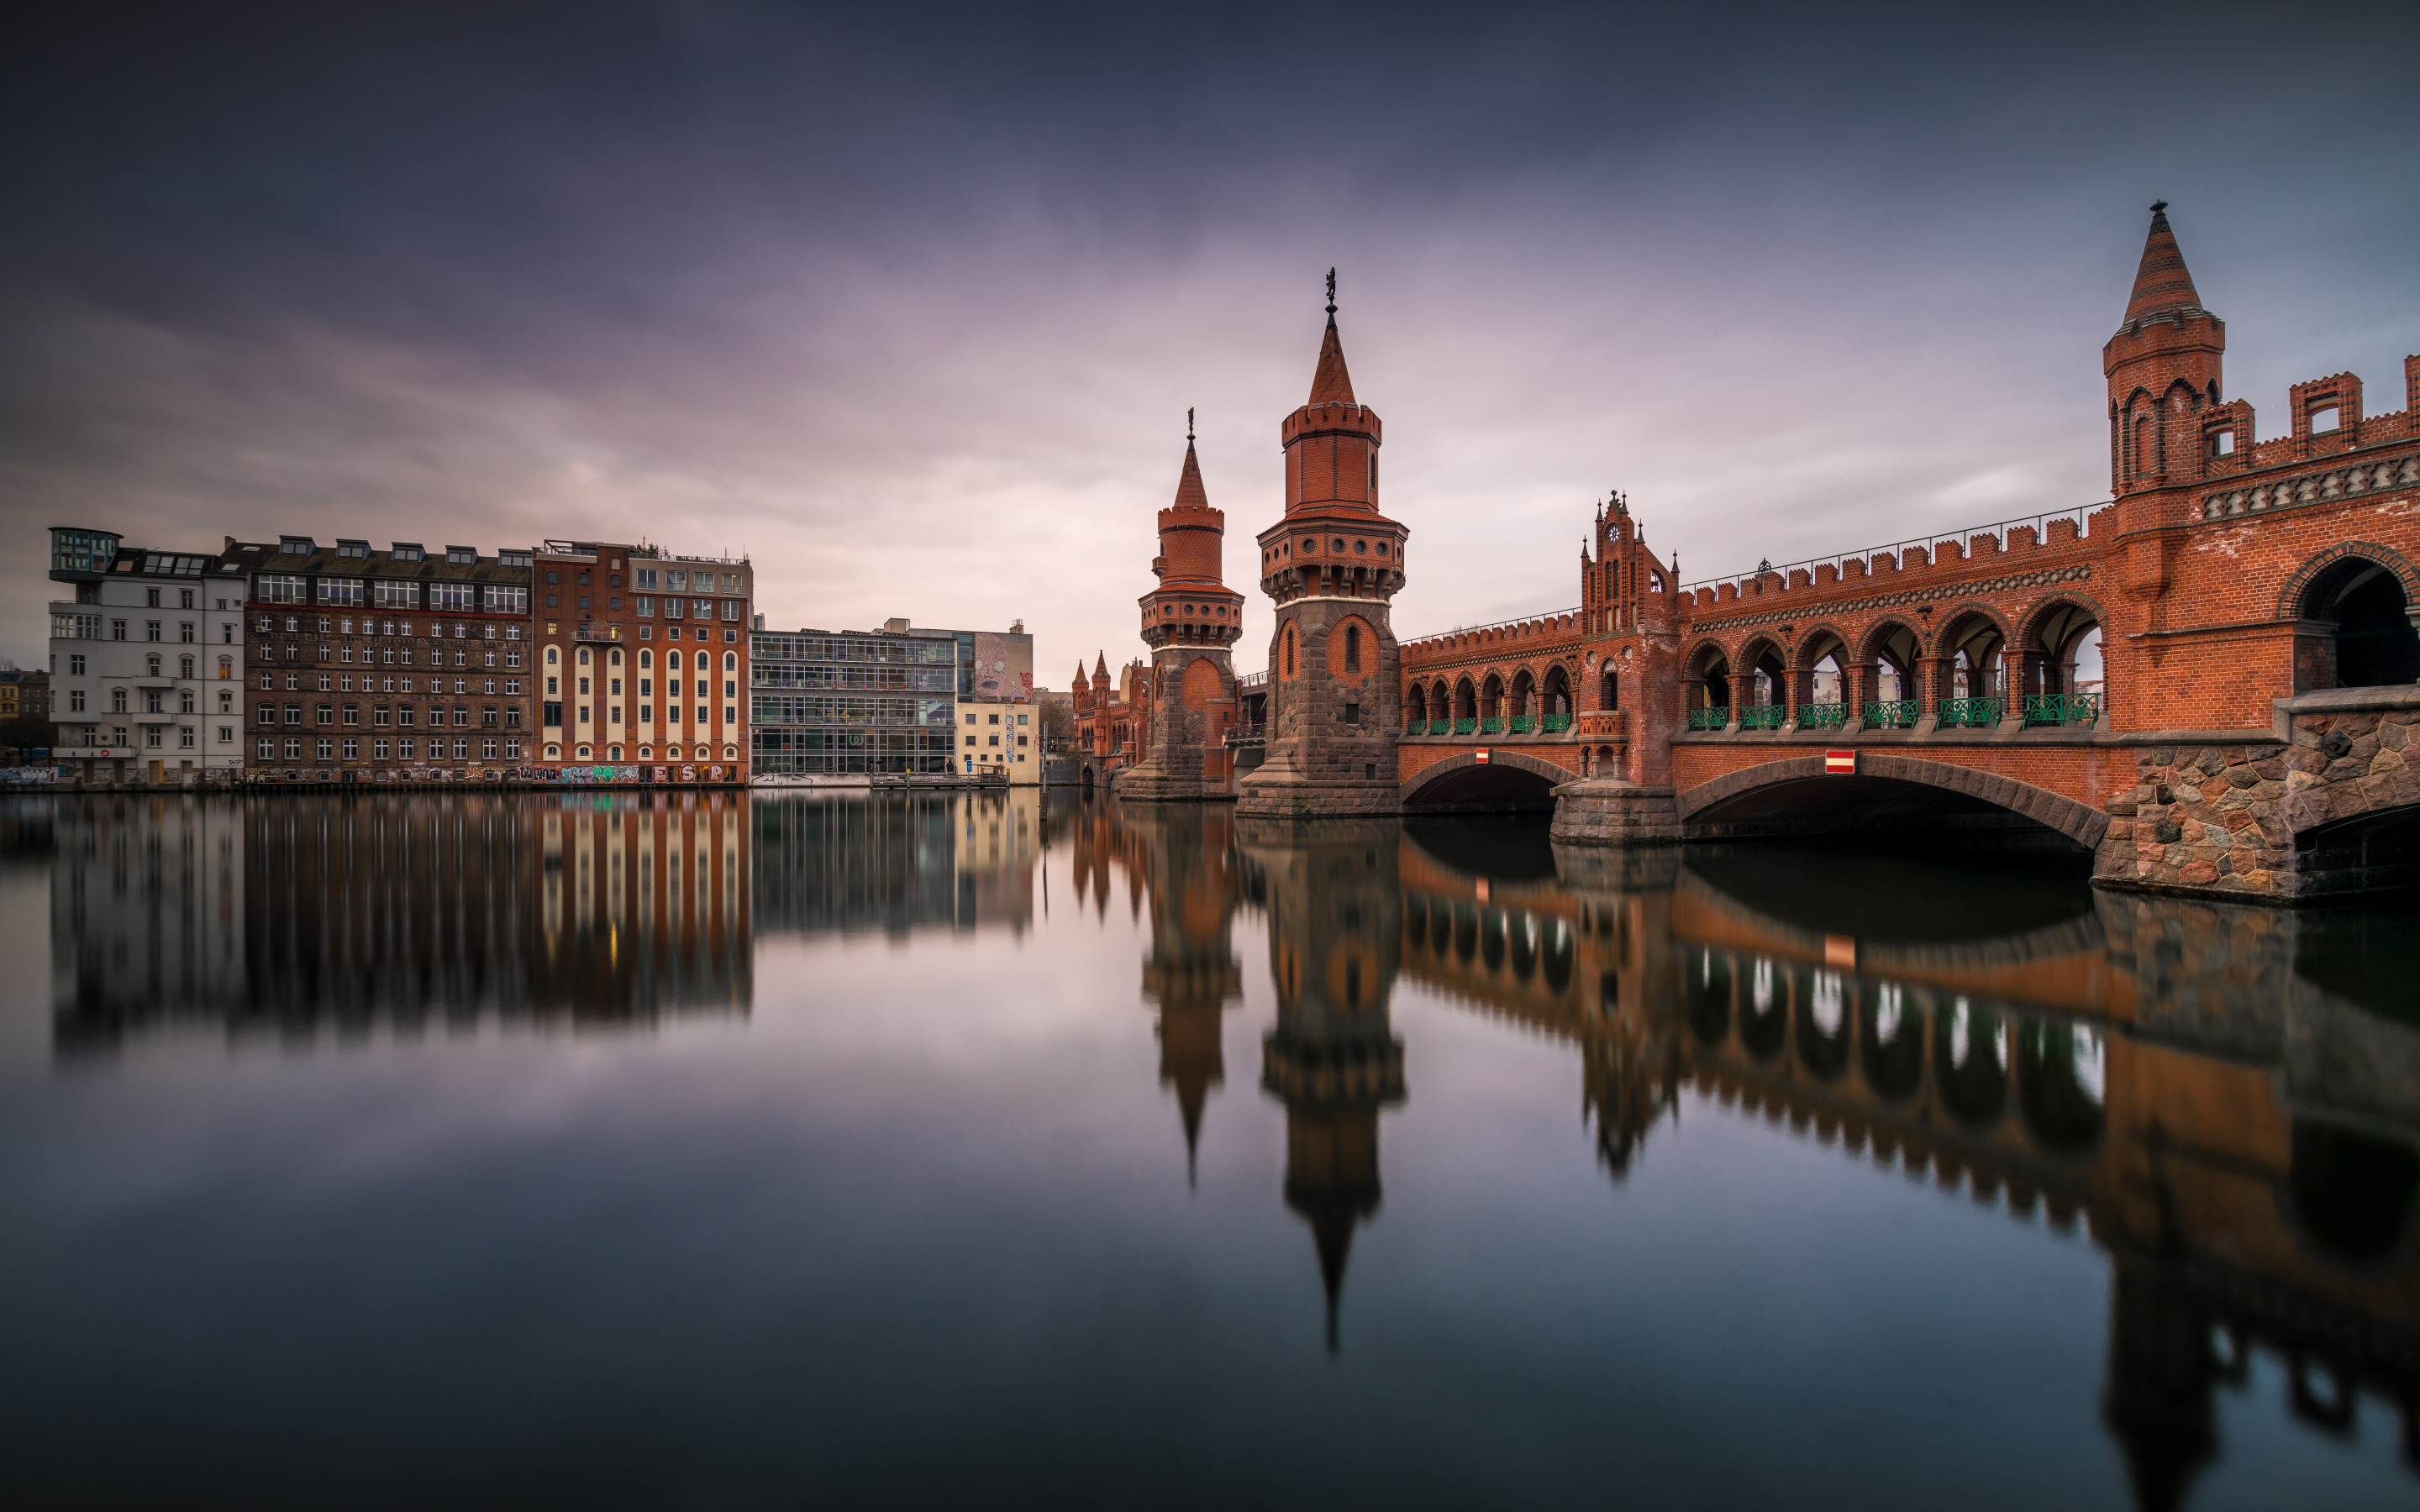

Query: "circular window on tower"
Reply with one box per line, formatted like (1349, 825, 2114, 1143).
(1302, 538, 1318, 553)
(1355, 539, 1367, 554)
(1333, 538, 1345, 552)
(1376, 542, 1389, 556)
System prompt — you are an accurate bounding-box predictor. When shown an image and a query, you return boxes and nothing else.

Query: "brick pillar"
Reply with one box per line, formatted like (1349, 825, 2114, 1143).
(1918, 655, 1953, 717)
(1846, 659, 1876, 720)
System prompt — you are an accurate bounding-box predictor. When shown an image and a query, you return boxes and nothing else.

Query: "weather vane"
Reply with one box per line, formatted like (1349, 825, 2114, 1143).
(1186, 407, 1195, 442)
(1325, 267, 1337, 316)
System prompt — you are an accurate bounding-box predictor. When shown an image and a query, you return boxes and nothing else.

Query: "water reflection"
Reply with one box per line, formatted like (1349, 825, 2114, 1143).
(21, 790, 2420, 1508)
(1062, 803, 2420, 1504)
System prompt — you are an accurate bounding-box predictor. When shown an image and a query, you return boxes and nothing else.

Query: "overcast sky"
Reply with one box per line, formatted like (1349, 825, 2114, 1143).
(4, 3, 2416, 683)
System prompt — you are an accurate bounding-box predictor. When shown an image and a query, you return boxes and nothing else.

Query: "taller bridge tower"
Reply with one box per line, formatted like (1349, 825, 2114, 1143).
(1237, 276, 1411, 818)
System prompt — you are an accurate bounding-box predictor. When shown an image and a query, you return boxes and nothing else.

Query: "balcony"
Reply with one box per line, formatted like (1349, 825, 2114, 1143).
(1686, 706, 1728, 731)
(1453, 717, 1476, 735)
(573, 623, 622, 643)
(1862, 699, 1919, 729)
(1797, 701, 1848, 730)
(1738, 705, 1786, 731)
(1541, 712, 1571, 733)
(1223, 723, 1266, 748)
(1507, 716, 1534, 734)
(1479, 717, 1505, 735)
(2023, 692, 2102, 727)
(1938, 696, 2003, 728)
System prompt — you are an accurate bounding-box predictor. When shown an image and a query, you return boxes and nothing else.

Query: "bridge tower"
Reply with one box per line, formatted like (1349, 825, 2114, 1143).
(1118, 424, 1246, 801)
(2106, 202, 2227, 626)
(1236, 277, 1411, 818)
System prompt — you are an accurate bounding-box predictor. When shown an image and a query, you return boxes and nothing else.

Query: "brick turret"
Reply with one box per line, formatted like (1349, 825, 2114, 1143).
(1118, 426, 1244, 801)
(1239, 276, 1412, 817)
(2106, 202, 2226, 501)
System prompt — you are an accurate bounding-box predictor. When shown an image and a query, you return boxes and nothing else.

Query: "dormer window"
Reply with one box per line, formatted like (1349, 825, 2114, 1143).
(391, 543, 424, 562)
(497, 549, 532, 568)
(445, 545, 476, 565)
(2310, 406, 2341, 433)
(2211, 429, 2236, 457)
(279, 536, 313, 555)
(336, 539, 370, 559)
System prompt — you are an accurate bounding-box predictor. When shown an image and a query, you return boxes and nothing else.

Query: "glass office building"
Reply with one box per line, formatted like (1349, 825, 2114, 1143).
(750, 629, 960, 775)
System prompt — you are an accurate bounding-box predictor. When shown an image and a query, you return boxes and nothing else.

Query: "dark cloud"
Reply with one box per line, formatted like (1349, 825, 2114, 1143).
(3, 3, 2416, 672)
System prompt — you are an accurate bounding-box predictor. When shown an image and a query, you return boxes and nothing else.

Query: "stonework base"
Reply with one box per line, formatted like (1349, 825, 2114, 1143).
(1235, 753, 1402, 818)
(1548, 780, 1683, 847)
(1117, 763, 1232, 803)
(2091, 689, 2420, 902)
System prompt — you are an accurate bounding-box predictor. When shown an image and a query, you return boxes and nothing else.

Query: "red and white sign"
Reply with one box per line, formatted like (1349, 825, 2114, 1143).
(1475, 748, 1491, 764)
(1825, 750, 1856, 774)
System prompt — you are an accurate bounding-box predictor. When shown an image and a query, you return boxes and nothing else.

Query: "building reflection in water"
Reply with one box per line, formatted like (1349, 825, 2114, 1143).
(754, 789, 1040, 938)
(1074, 797, 2420, 1504)
(48, 792, 753, 1049)
(46, 790, 1055, 1054)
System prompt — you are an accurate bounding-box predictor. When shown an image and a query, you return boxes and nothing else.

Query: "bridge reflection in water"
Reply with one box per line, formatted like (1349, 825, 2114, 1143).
(1071, 797, 2420, 1509)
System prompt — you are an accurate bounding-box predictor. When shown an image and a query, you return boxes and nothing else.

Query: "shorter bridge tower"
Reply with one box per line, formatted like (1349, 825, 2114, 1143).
(1238, 276, 1410, 817)
(1118, 422, 1246, 801)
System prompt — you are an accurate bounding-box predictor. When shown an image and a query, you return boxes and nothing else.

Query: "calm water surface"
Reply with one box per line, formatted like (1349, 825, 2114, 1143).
(3, 791, 2417, 1510)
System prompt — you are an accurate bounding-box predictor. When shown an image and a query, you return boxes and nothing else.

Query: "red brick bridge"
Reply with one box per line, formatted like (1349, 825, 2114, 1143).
(1397, 206, 2420, 900)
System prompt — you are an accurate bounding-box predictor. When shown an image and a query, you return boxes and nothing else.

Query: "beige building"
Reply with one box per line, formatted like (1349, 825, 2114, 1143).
(954, 696, 1038, 782)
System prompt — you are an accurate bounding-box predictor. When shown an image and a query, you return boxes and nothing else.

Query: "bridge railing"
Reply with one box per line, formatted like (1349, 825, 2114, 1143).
(1677, 501, 2112, 601)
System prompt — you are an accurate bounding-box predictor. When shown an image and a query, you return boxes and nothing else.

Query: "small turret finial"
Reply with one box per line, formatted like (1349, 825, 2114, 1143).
(2150, 199, 2168, 214)
(1325, 267, 1337, 318)
(1186, 407, 1195, 443)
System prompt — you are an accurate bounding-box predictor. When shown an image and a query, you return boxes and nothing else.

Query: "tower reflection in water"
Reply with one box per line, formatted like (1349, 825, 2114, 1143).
(1076, 797, 2420, 1504)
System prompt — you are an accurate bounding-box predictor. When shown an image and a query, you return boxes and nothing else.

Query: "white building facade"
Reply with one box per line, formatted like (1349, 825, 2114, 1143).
(48, 528, 249, 784)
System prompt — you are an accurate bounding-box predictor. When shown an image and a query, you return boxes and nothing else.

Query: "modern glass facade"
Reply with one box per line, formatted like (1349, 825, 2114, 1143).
(751, 632, 958, 774)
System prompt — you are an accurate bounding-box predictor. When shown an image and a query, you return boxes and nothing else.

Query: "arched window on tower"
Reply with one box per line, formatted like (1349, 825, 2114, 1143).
(1345, 625, 1360, 673)
(1602, 669, 1618, 711)
(1283, 626, 1296, 677)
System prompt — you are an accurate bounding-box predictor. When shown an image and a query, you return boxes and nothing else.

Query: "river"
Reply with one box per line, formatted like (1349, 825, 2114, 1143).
(1, 790, 2414, 1510)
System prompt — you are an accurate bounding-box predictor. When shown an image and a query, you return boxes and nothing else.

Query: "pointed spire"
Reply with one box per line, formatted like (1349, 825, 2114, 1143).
(2122, 201, 2207, 327)
(1171, 433, 1211, 512)
(1094, 651, 1108, 678)
(1309, 269, 1356, 405)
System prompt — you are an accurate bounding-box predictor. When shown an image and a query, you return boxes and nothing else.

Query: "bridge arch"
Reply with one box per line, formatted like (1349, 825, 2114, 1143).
(2279, 542, 2420, 691)
(1401, 748, 1572, 811)
(1677, 753, 2111, 849)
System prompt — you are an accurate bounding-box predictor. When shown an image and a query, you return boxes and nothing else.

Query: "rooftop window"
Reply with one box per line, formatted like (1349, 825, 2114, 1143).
(279, 536, 314, 555)
(336, 539, 370, 559)
(392, 543, 424, 561)
(446, 545, 476, 564)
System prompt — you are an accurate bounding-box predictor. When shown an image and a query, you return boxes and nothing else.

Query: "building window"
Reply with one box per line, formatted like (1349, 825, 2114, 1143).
(178, 727, 195, 748)
(373, 739, 390, 760)
(218, 727, 232, 744)
(257, 738, 275, 759)
(284, 738, 302, 759)
(341, 738, 358, 759)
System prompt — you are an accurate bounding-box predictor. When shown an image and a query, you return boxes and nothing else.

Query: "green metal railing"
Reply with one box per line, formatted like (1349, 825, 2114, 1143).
(1508, 716, 1534, 733)
(1939, 696, 2004, 728)
(2023, 692, 2103, 727)
(1542, 712, 1571, 732)
(1686, 706, 1728, 731)
(1480, 717, 1505, 735)
(1738, 705, 1786, 730)
(1862, 699, 1919, 728)
(1454, 717, 1477, 735)
(1797, 701, 1848, 729)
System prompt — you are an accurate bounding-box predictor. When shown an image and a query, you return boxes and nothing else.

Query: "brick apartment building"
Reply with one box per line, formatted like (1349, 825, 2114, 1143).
(222, 536, 535, 782)
(534, 542, 752, 779)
